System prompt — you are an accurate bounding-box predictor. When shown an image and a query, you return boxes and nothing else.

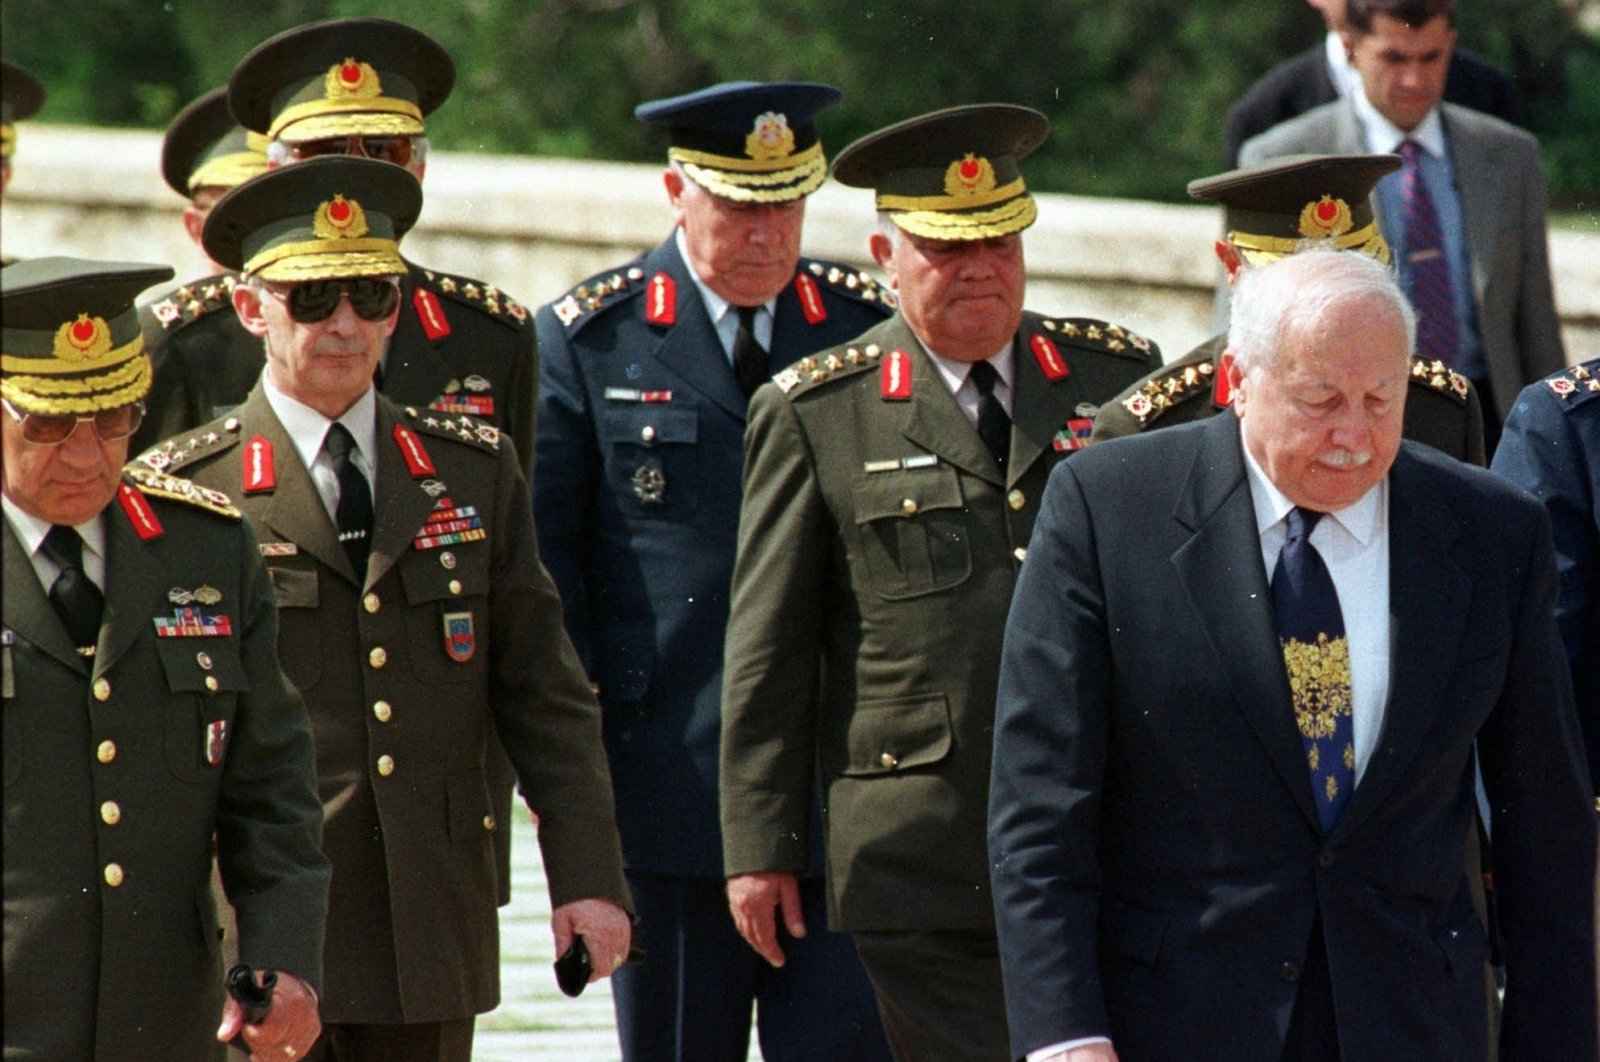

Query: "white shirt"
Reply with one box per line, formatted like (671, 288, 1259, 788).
(2, 494, 106, 593)
(1241, 429, 1392, 783)
(1350, 85, 1448, 159)
(262, 373, 378, 524)
(1324, 31, 1360, 101)
(921, 343, 1016, 427)
(674, 227, 775, 359)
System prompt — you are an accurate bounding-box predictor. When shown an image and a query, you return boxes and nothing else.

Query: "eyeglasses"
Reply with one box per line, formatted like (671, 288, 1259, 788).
(286, 135, 415, 166)
(2, 398, 146, 445)
(262, 279, 402, 324)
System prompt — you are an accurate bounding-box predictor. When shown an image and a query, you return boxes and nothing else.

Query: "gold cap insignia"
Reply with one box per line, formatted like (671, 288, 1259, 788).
(745, 111, 796, 161)
(1298, 195, 1353, 240)
(53, 315, 113, 363)
(313, 194, 370, 240)
(325, 59, 383, 101)
(944, 154, 997, 197)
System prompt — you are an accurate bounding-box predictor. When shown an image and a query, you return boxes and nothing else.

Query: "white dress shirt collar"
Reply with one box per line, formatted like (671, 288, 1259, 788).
(1239, 428, 1385, 548)
(3, 493, 107, 591)
(1351, 82, 1447, 158)
(674, 227, 775, 357)
(262, 374, 379, 474)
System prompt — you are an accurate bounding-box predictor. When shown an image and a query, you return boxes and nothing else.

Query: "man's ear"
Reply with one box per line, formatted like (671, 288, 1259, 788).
(1214, 240, 1245, 285)
(868, 232, 897, 285)
(1222, 350, 1247, 417)
(181, 205, 207, 249)
(232, 283, 270, 338)
(663, 167, 687, 227)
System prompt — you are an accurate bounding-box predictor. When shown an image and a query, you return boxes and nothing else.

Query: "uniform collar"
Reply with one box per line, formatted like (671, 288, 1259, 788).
(2, 491, 107, 562)
(262, 371, 379, 472)
(1352, 85, 1447, 158)
(921, 341, 1016, 397)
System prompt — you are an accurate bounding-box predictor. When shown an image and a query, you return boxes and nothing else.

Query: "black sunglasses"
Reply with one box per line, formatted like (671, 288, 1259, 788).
(287, 135, 415, 166)
(263, 279, 402, 324)
(2, 397, 146, 445)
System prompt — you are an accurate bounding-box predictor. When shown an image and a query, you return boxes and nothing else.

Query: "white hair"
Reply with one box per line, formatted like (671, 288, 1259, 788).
(875, 211, 904, 245)
(1227, 246, 1415, 375)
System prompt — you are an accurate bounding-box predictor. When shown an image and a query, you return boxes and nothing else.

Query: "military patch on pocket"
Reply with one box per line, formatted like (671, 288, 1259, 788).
(205, 720, 228, 766)
(443, 611, 476, 662)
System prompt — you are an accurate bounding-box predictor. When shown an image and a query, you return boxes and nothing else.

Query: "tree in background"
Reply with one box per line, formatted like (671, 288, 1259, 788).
(2, 0, 1595, 206)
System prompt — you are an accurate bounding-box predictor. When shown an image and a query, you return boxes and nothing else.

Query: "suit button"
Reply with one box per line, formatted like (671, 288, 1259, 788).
(93, 678, 111, 702)
(641, 425, 656, 443)
(369, 647, 388, 669)
(100, 801, 121, 825)
(196, 651, 214, 670)
(204, 675, 219, 692)
(448, 579, 463, 595)
(373, 700, 393, 723)
(363, 593, 381, 614)
(879, 752, 898, 768)
(97, 740, 117, 764)
(1007, 489, 1025, 511)
(483, 815, 497, 831)
(901, 498, 918, 516)
(377, 754, 395, 777)
(1280, 962, 1300, 983)
(1012, 547, 1027, 562)
(1317, 852, 1336, 869)
(104, 863, 125, 888)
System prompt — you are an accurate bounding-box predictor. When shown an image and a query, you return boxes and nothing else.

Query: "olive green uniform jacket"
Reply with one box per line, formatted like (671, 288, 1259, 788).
(148, 386, 628, 1024)
(720, 311, 1158, 932)
(3, 472, 328, 1061)
(1091, 333, 1487, 465)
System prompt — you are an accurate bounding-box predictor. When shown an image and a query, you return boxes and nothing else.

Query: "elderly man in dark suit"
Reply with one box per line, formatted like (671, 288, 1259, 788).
(1223, 0, 1518, 167)
(989, 247, 1595, 1061)
(143, 157, 632, 1062)
(1239, 0, 1563, 453)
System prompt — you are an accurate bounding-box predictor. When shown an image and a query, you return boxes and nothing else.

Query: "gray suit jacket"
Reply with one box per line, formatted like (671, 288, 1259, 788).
(1239, 99, 1564, 411)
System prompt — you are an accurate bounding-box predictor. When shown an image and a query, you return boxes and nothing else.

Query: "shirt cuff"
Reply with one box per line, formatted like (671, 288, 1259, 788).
(1027, 1036, 1113, 1061)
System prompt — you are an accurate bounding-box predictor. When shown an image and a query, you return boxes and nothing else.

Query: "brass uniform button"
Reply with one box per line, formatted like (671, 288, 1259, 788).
(204, 675, 219, 692)
(1007, 489, 1026, 511)
(363, 593, 381, 614)
(369, 647, 387, 669)
(1012, 546, 1028, 562)
(97, 740, 117, 764)
(93, 678, 111, 702)
(483, 815, 497, 831)
(195, 651, 214, 670)
(100, 801, 121, 825)
(901, 498, 918, 516)
(104, 863, 124, 887)
(641, 425, 657, 443)
(373, 700, 393, 723)
(879, 752, 898, 769)
(448, 579, 463, 596)
(377, 754, 395, 777)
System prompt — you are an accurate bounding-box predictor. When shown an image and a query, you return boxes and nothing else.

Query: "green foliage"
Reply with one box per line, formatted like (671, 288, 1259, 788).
(2, 0, 1597, 206)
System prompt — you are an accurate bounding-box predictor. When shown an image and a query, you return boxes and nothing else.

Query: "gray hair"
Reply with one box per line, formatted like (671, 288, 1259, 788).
(875, 211, 904, 245)
(1227, 246, 1415, 375)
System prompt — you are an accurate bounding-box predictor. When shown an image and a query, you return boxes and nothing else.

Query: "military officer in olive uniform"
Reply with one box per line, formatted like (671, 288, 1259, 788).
(131, 86, 271, 456)
(1, 59, 46, 264)
(719, 105, 1161, 1061)
(1493, 358, 1600, 799)
(535, 81, 892, 1061)
(141, 158, 631, 1062)
(1091, 154, 1486, 465)
(3, 257, 328, 1060)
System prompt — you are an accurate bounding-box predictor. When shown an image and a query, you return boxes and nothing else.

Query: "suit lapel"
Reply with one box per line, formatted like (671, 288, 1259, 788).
(2, 519, 84, 673)
(240, 389, 358, 585)
(1170, 416, 1322, 830)
(366, 401, 437, 590)
(646, 243, 749, 423)
(1330, 447, 1472, 840)
(888, 319, 1002, 487)
(380, 260, 457, 410)
(92, 501, 166, 679)
(1441, 107, 1502, 307)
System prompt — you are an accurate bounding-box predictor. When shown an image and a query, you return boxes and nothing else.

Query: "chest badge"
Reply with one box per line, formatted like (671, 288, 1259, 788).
(205, 720, 228, 766)
(631, 463, 666, 504)
(443, 611, 476, 662)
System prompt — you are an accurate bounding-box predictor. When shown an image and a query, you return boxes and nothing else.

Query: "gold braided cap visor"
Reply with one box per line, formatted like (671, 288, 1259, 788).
(674, 149, 827, 203)
(189, 150, 271, 193)
(244, 237, 405, 283)
(270, 98, 424, 142)
(1, 341, 152, 414)
(1229, 221, 1391, 267)
(888, 194, 1038, 241)
(1, 123, 15, 160)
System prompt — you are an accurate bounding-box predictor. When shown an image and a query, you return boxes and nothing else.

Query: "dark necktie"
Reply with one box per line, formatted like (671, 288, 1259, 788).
(323, 422, 374, 578)
(40, 524, 104, 653)
(732, 305, 769, 401)
(1397, 138, 1459, 367)
(968, 360, 1011, 470)
(1271, 507, 1354, 832)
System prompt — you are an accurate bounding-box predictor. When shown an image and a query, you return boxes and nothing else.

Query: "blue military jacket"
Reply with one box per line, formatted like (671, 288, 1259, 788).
(534, 235, 892, 876)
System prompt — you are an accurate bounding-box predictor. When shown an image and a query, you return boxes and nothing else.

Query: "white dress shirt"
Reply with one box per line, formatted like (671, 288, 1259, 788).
(921, 343, 1015, 426)
(262, 374, 378, 524)
(1324, 31, 1360, 101)
(3, 494, 107, 594)
(675, 227, 775, 360)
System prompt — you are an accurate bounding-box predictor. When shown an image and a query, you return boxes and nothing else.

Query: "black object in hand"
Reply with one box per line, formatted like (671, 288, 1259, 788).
(554, 935, 593, 998)
(225, 963, 278, 1050)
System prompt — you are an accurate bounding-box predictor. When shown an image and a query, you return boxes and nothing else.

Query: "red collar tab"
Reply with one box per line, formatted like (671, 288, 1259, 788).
(1030, 334, 1070, 380)
(1212, 368, 1233, 408)
(393, 423, 437, 477)
(413, 286, 452, 340)
(242, 436, 276, 493)
(118, 482, 165, 541)
(881, 348, 913, 401)
(794, 273, 828, 325)
(645, 272, 677, 326)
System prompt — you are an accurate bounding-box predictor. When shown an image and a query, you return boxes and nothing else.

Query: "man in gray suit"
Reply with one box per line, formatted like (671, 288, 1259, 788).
(1239, 0, 1563, 454)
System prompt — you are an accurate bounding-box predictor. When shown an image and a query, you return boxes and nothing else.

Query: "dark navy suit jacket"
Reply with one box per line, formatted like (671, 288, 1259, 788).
(989, 413, 1595, 1060)
(534, 235, 891, 877)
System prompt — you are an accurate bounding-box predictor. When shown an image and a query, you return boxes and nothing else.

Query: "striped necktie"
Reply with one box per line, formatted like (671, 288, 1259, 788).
(1397, 138, 1459, 367)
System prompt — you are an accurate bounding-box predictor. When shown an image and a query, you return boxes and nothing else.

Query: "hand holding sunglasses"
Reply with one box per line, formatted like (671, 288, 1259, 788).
(261, 278, 402, 324)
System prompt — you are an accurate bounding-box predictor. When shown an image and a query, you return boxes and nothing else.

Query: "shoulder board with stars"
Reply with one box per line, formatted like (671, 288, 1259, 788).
(133, 418, 241, 475)
(1119, 359, 1218, 428)
(121, 464, 241, 520)
(1544, 360, 1600, 406)
(419, 268, 530, 330)
(405, 406, 503, 452)
(1407, 357, 1472, 405)
(146, 273, 241, 332)
(547, 259, 650, 334)
(772, 342, 886, 398)
(799, 258, 897, 312)
(1036, 317, 1157, 361)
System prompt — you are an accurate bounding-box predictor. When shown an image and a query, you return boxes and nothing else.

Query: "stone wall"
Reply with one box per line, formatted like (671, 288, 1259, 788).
(5, 123, 1596, 363)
